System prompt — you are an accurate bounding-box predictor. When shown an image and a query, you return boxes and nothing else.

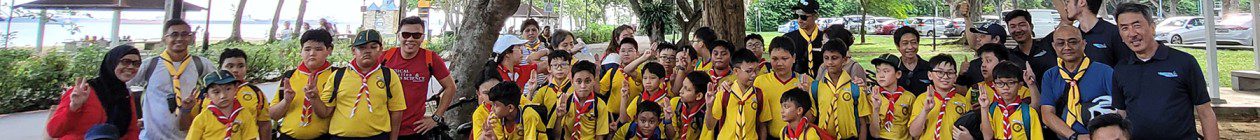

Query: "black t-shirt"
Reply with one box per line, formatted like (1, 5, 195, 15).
(1112, 44, 1210, 140)
(898, 57, 932, 95)
(1041, 19, 1132, 66)
(1019, 40, 1061, 82)
(784, 29, 825, 75)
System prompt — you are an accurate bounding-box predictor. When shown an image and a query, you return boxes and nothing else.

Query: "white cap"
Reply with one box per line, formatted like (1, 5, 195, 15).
(493, 34, 527, 54)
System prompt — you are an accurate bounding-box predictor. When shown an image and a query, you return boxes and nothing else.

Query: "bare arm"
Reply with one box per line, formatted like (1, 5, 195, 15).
(909, 104, 930, 138)
(979, 106, 993, 140)
(1196, 104, 1220, 140)
(258, 122, 272, 140)
(390, 111, 402, 140)
(1040, 105, 1075, 137)
(758, 122, 768, 140)
(434, 77, 457, 117)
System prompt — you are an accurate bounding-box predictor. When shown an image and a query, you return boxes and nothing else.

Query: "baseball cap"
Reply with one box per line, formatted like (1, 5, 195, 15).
(870, 53, 902, 70)
(969, 23, 1009, 38)
(493, 34, 527, 54)
(351, 29, 383, 47)
(791, 0, 820, 14)
(84, 124, 120, 140)
(201, 70, 238, 86)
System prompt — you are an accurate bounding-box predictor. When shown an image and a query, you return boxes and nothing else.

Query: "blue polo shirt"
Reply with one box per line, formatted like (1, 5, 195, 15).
(1039, 61, 1115, 136)
(1080, 19, 1132, 66)
(1112, 44, 1211, 140)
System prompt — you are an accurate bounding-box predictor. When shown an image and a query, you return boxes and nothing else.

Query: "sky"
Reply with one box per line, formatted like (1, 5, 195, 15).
(6, 0, 375, 23)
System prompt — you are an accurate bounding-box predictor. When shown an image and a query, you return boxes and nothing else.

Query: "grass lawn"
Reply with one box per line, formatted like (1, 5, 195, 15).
(1174, 47, 1256, 87)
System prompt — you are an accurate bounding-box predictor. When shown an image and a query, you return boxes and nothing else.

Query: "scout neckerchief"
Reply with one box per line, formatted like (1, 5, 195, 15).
(500, 112, 522, 137)
(633, 124, 661, 140)
(297, 61, 330, 126)
(784, 119, 809, 140)
(729, 83, 758, 139)
(707, 69, 730, 83)
(798, 25, 820, 68)
(997, 100, 1021, 140)
(544, 78, 570, 100)
(347, 61, 382, 118)
(678, 101, 703, 138)
(772, 71, 797, 85)
(641, 84, 668, 103)
(159, 51, 192, 103)
(878, 86, 906, 132)
(208, 100, 243, 140)
(1058, 57, 1091, 130)
(819, 71, 849, 132)
(931, 88, 958, 140)
(570, 92, 597, 140)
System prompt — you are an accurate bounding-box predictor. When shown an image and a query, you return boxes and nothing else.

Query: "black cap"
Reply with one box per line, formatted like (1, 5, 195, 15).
(792, 0, 820, 14)
(871, 53, 902, 70)
(84, 124, 120, 140)
(969, 23, 1008, 38)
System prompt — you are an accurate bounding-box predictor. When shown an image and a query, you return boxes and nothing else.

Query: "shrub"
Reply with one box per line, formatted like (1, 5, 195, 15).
(0, 47, 101, 114)
(573, 23, 615, 44)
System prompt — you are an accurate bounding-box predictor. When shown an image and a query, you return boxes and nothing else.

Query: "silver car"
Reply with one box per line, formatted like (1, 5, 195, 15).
(1154, 16, 1205, 44)
(1158, 14, 1253, 46)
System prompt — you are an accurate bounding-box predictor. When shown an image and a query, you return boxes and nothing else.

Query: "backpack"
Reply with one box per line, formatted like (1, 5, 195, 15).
(521, 104, 553, 139)
(328, 65, 395, 103)
(809, 77, 863, 134)
(713, 86, 763, 139)
(987, 100, 1034, 140)
(139, 56, 210, 83)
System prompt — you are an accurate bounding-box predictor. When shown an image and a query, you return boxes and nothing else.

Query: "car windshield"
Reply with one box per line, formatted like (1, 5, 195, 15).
(1159, 19, 1185, 28)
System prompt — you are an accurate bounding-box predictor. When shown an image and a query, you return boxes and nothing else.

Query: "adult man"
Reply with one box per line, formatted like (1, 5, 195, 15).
(1005, 10, 1058, 82)
(129, 19, 218, 140)
(1111, 3, 1218, 139)
(1039, 26, 1115, 140)
(380, 16, 457, 139)
(310, 30, 407, 139)
(891, 27, 932, 95)
(1041, 0, 1131, 66)
(783, 0, 823, 75)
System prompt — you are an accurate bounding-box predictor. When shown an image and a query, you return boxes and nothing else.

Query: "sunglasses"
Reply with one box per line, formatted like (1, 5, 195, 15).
(400, 32, 425, 39)
(797, 14, 810, 20)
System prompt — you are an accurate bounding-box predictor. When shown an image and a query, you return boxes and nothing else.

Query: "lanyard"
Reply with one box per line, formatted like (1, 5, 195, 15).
(347, 61, 381, 118)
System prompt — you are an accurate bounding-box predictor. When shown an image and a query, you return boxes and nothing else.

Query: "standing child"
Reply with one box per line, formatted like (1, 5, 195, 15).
(204, 48, 271, 140)
(553, 61, 612, 139)
(909, 54, 972, 140)
(623, 62, 671, 122)
(187, 71, 263, 140)
(979, 62, 1044, 140)
(614, 102, 669, 140)
(779, 88, 827, 140)
(808, 39, 872, 140)
(475, 82, 549, 140)
(270, 29, 336, 140)
(868, 54, 918, 140)
(707, 49, 771, 139)
(528, 51, 575, 110)
(310, 30, 408, 140)
(470, 67, 504, 140)
(752, 36, 809, 140)
(666, 71, 711, 139)
(600, 38, 644, 120)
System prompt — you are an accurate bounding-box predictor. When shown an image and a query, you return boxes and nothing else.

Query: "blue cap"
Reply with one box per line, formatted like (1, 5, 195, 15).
(84, 124, 120, 140)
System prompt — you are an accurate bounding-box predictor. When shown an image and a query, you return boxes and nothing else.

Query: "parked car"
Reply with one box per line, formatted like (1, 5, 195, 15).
(855, 17, 895, 33)
(873, 20, 905, 35)
(944, 18, 967, 36)
(1003, 9, 1060, 38)
(945, 15, 1003, 36)
(908, 17, 951, 36)
(1159, 14, 1253, 45)
(778, 20, 799, 33)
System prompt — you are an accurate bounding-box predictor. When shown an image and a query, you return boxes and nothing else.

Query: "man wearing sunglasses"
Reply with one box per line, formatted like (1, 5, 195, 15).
(128, 19, 218, 140)
(380, 16, 458, 139)
(783, 0, 822, 76)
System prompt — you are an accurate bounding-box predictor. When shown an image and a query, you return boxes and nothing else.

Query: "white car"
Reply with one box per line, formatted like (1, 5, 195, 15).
(1154, 16, 1205, 44)
(1158, 14, 1254, 45)
(907, 17, 951, 36)
(856, 17, 895, 33)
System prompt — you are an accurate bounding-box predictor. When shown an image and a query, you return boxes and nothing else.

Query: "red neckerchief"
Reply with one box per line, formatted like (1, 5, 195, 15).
(641, 85, 667, 102)
(931, 88, 958, 140)
(208, 101, 242, 140)
(784, 119, 809, 140)
(347, 60, 382, 118)
(878, 86, 905, 130)
(297, 61, 329, 126)
(999, 100, 1021, 139)
(678, 101, 703, 138)
(635, 126, 657, 140)
(570, 92, 597, 139)
(708, 69, 729, 81)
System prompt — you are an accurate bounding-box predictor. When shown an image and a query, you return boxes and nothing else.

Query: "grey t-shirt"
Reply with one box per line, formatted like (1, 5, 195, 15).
(128, 55, 216, 140)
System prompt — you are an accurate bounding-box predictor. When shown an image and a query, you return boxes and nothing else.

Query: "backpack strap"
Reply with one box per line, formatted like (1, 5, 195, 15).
(139, 57, 162, 83)
(381, 66, 394, 99)
(328, 68, 347, 103)
(1021, 101, 1033, 140)
(850, 82, 862, 131)
(191, 56, 208, 78)
(810, 79, 820, 119)
(624, 123, 638, 140)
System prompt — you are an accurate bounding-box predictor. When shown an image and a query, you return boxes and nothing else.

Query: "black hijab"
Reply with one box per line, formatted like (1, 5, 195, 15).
(89, 45, 139, 132)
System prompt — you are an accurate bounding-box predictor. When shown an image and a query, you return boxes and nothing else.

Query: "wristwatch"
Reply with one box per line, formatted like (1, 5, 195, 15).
(431, 116, 444, 123)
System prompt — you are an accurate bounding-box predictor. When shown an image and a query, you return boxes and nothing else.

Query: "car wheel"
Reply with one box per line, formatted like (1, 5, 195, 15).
(1171, 35, 1183, 44)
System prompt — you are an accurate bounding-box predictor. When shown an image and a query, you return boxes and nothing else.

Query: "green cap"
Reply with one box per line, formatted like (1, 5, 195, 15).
(352, 29, 383, 47)
(870, 53, 902, 70)
(201, 70, 238, 86)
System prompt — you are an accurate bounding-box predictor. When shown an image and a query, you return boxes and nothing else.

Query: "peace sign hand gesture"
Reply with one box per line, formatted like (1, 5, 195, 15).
(68, 78, 91, 111)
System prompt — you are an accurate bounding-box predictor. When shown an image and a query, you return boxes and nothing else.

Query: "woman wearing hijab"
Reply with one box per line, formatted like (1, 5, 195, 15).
(47, 45, 143, 140)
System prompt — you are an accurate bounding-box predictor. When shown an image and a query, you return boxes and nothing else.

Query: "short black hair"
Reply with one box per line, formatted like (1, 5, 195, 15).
(992, 61, 1023, 81)
(1114, 3, 1154, 24)
(745, 33, 764, 43)
(547, 50, 573, 63)
(549, 30, 574, 49)
(300, 29, 334, 49)
(710, 40, 736, 55)
(1004, 10, 1033, 23)
(695, 27, 718, 48)
(1082, 0, 1104, 14)
(219, 48, 248, 65)
(489, 82, 523, 106)
(571, 60, 598, 77)
(619, 37, 639, 48)
(730, 48, 759, 65)
(822, 39, 850, 56)
(767, 36, 795, 54)
(636, 101, 664, 117)
(927, 54, 957, 69)
(1087, 113, 1131, 137)
(642, 62, 667, 78)
(399, 16, 426, 29)
(825, 25, 855, 46)
(521, 18, 540, 32)
(893, 27, 920, 46)
(164, 19, 189, 31)
(656, 42, 678, 52)
(779, 88, 813, 113)
(479, 64, 503, 85)
(685, 71, 711, 92)
(975, 43, 1010, 61)
(954, 111, 984, 140)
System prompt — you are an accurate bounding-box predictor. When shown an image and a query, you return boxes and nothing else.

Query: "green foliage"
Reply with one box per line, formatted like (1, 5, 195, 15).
(426, 33, 455, 54)
(0, 47, 99, 114)
(573, 23, 616, 44)
(637, 0, 679, 34)
(745, 0, 910, 31)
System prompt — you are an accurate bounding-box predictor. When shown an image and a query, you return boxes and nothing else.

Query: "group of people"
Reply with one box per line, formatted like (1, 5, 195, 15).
(42, 0, 1220, 140)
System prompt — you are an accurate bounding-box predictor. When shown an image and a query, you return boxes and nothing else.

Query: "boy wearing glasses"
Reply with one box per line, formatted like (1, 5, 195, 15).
(972, 44, 1038, 108)
(908, 54, 972, 140)
(528, 51, 574, 110)
(978, 62, 1045, 140)
(380, 16, 458, 139)
(1039, 26, 1114, 140)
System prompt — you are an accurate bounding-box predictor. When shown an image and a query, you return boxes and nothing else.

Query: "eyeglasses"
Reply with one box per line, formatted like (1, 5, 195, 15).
(993, 80, 1021, 88)
(400, 32, 425, 39)
(1053, 38, 1082, 48)
(550, 63, 571, 68)
(931, 69, 957, 76)
(797, 14, 811, 20)
(119, 59, 142, 67)
(165, 32, 196, 38)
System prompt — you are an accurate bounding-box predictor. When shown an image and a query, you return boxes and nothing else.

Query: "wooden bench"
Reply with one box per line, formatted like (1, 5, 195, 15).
(1232, 70, 1260, 91)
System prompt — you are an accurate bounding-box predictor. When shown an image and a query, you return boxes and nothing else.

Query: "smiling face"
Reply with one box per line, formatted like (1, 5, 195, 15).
(928, 62, 957, 90)
(1053, 29, 1086, 62)
(897, 34, 920, 59)
(557, 36, 576, 51)
(398, 24, 426, 54)
(1007, 17, 1034, 44)
(164, 24, 194, 53)
(115, 54, 142, 82)
(301, 41, 332, 67)
(222, 58, 248, 81)
(675, 51, 695, 72)
(1117, 12, 1158, 56)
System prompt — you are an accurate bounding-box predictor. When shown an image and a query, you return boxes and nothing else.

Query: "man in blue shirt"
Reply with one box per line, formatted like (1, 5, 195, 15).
(1039, 26, 1115, 140)
(1111, 3, 1219, 140)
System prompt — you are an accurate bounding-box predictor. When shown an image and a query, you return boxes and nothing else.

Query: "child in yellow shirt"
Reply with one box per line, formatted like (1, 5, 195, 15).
(553, 61, 612, 139)
(475, 82, 549, 140)
(707, 47, 772, 139)
(869, 53, 918, 140)
(187, 71, 264, 140)
(779, 88, 828, 140)
(613, 102, 668, 140)
(623, 62, 670, 122)
(979, 62, 1043, 140)
(667, 71, 712, 140)
(909, 54, 972, 140)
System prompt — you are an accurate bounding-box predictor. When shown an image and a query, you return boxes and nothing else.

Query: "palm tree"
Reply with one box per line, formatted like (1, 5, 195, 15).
(292, 0, 308, 39)
(267, 0, 286, 43)
(221, 0, 249, 43)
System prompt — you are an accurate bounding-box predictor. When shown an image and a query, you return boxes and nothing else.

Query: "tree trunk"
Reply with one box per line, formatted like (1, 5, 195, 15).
(1168, 0, 1179, 16)
(292, 0, 308, 39)
(673, 0, 703, 43)
(267, 0, 286, 43)
(221, 0, 248, 43)
(441, 0, 520, 138)
(859, 0, 867, 44)
(701, 0, 745, 46)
